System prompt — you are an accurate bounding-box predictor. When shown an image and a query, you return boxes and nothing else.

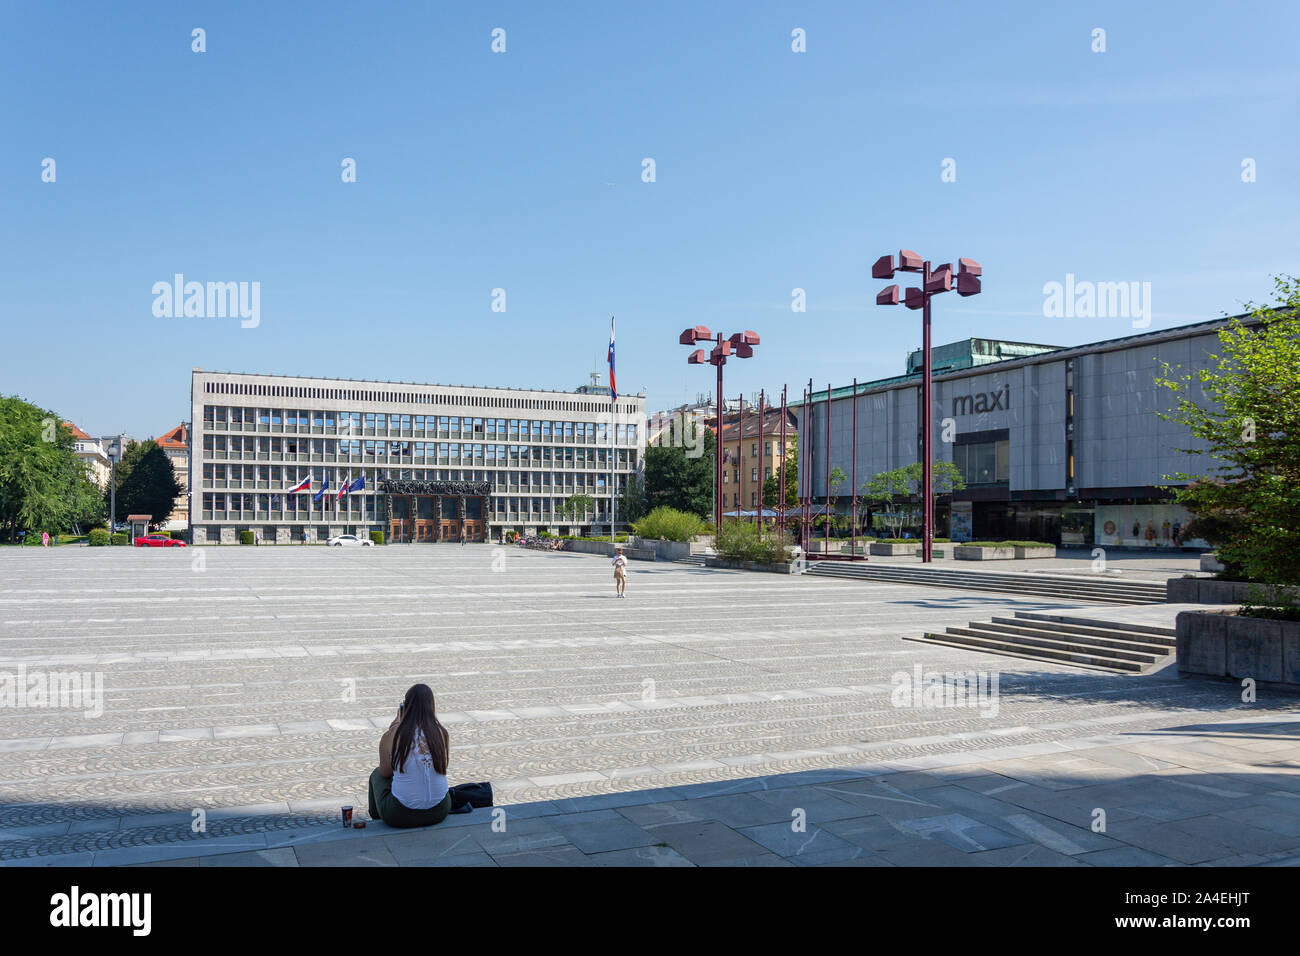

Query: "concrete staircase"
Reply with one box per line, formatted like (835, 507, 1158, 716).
(904, 609, 1177, 673)
(806, 561, 1167, 605)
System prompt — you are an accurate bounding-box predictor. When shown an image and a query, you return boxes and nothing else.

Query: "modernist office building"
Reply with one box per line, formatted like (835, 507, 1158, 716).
(189, 370, 645, 544)
(796, 318, 1239, 548)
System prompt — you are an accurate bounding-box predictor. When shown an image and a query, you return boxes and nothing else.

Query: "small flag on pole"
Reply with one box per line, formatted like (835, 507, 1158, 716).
(313, 474, 330, 502)
(607, 316, 617, 404)
(337, 474, 350, 503)
(286, 474, 311, 494)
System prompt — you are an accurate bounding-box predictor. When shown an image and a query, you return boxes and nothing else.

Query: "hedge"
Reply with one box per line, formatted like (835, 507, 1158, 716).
(715, 521, 793, 564)
(238, 530, 255, 545)
(874, 537, 950, 544)
(960, 540, 1053, 548)
(370, 530, 385, 545)
(632, 507, 706, 543)
(110, 532, 128, 546)
(88, 529, 111, 547)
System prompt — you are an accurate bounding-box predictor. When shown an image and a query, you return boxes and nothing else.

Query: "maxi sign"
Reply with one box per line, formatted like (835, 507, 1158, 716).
(951, 385, 1010, 417)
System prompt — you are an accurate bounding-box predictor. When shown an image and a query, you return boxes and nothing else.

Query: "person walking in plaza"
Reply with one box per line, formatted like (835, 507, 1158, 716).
(613, 545, 628, 598)
(368, 683, 452, 829)
(41, 531, 49, 548)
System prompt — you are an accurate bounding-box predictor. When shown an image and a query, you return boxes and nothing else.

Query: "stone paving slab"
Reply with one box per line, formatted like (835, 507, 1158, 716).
(114, 712, 1300, 867)
(1, 546, 1295, 867)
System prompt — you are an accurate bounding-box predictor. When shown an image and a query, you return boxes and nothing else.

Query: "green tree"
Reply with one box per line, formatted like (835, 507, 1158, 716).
(115, 444, 181, 527)
(0, 397, 105, 539)
(862, 461, 965, 538)
(644, 424, 715, 518)
(559, 493, 595, 525)
(1155, 276, 1300, 588)
(619, 472, 647, 525)
(762, 435, 799, 511)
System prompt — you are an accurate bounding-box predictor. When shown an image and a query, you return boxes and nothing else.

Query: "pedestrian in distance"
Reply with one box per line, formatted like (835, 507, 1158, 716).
(41, 531, 49, 548)
(613, 545, 628, 598)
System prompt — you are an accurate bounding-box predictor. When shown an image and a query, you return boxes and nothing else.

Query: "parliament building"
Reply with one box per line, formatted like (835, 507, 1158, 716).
(188, 369, 645, 544)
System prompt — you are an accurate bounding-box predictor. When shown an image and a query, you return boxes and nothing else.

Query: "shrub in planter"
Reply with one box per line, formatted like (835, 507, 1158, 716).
(238, 530, 255, 545)
(88, 529, 110, 547)
(369, 530, 385, 545)
(715, 521, 792, 564)
(632, 507, 706, 543)
(110, 532, 128, 546)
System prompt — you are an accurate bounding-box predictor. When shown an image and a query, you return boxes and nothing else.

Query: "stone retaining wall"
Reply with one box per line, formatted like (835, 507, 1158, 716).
(1177, 608, 1300, 690)
(1166, 578, 1298, 605)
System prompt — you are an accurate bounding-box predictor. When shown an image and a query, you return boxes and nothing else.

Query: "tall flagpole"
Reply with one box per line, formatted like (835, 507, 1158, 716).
(609, 316, 616, 540)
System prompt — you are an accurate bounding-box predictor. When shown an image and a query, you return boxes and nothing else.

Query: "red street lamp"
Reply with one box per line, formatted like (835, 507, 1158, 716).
(872, 250, 983, 563)
(681, 326, 760, 532)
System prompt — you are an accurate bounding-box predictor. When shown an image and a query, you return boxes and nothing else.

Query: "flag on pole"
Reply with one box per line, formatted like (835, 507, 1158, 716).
(607, 316, 617, 404)
(347, 475, 365, 493)
(337, 474, 350, 503)
(286, 474, 311, 494)
(313, 474, 330, 502)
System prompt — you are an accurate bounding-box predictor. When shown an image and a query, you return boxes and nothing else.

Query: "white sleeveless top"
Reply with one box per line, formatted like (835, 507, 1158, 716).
(391, 728, 449, 810)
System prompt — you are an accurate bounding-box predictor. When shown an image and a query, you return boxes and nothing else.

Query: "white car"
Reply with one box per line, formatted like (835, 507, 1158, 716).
(327, 534, 374, 547)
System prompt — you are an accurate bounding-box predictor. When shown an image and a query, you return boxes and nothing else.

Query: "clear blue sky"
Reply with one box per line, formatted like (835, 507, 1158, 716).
(2, 0, 1296, 438)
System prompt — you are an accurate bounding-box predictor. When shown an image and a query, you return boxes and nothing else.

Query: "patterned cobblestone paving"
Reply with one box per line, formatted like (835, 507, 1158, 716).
(0, 545, 1289, 865)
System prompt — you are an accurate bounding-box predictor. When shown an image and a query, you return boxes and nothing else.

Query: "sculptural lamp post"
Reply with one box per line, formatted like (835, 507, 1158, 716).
(871, 251, 982, 563)
(680, 326, 760, 532)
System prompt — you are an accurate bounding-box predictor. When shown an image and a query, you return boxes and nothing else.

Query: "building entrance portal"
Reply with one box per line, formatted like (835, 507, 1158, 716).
(378, 479, 491, 544)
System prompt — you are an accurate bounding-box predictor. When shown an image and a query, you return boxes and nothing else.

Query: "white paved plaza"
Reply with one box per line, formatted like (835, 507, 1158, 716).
(1, 545, 1296, 866)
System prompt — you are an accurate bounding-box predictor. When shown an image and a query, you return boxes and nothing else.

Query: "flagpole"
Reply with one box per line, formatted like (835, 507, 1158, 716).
(609, 315, 616, 541)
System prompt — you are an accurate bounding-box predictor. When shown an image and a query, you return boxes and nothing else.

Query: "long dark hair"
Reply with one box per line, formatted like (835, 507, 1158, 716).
(391, 684, 449, 776)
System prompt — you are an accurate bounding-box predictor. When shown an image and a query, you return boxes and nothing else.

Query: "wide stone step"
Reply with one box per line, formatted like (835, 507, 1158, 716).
(947, 624, 1161, 663)
(1012, 609, 1177, 638)
(806, 564, 1166, 603)
(811, 577, 1158, 605)
(815, 570, 1166, 596)
(904, 631, 1142, 673)
(988, 617, 1176, 649)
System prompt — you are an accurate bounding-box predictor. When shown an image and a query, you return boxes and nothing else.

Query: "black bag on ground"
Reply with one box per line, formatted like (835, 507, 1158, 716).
(448, 782, 494, 813)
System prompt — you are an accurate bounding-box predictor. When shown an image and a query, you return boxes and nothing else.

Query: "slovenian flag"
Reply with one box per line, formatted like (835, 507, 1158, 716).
(607, 316, 616, 404)
(313, 474, 330, 502)
(336, 474, 350, 503)
(286, 474, 311, 494)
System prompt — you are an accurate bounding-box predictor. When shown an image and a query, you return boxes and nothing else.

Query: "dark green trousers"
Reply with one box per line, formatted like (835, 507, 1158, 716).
(367, 768, 452, 828)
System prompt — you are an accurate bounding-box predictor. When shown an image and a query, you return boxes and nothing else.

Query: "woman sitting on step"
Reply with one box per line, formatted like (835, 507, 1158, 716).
(368, 683, 452, 828)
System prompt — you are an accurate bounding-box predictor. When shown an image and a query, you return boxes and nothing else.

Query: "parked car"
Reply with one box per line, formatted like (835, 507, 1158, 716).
(134, 534, 187, 548)
(327, 534, 374, 547)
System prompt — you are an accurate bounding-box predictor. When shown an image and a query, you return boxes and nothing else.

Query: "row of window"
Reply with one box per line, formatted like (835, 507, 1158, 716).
(725, 441, 788, 459)
(202, 466, 617, 492)
(200, 435, 636, 466)
(200, 493, 612, 518)
(200, 380, 638, 415)
(723, 467, 774, 484)
(201, 407, 639, 443)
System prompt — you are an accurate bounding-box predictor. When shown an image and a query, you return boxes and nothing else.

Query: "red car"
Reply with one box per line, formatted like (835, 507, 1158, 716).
(133, 534, 187, 548)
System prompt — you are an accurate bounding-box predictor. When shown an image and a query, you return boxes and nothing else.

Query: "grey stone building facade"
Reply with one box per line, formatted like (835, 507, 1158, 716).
(189, 370, 645, 544)
(797, 319, 1234, 547)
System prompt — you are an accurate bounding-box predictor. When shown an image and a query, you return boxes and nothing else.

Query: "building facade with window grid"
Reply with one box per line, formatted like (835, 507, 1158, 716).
(189, 369, 645, 544)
